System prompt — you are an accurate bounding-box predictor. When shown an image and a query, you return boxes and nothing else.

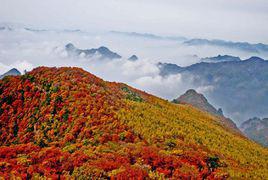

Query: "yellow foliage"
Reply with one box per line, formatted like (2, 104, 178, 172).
(117, 98, 268, 178)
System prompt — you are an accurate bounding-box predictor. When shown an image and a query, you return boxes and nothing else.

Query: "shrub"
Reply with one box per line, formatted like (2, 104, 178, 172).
(122, 87, 143, 102)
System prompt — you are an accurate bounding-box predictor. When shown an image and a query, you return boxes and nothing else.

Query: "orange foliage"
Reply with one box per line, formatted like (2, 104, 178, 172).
(0, 67, 242, 178)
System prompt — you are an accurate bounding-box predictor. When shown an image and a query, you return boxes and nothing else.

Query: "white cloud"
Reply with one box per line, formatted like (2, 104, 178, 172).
(135, 74, 186, 99)
(122, 59, 159, 78)
(0, 60, 33, 74)
(12, 60, 34, 73)
(0, 28, 266, 101)
(196, 85, 215, 94)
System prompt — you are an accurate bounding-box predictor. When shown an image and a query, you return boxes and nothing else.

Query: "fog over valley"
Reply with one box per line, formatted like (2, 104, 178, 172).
(1, 25, 268, 124)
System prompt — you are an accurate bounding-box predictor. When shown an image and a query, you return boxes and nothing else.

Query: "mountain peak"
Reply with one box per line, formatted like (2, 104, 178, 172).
(246, 56, 265, 62)
(65, 43, 74, 47)
(65, 43, 122, 59)
(0, 68, 21, 79)
(9, 68, 21, 73)
(157, 62, 182, 76)
(174, 89, 240, 133)
(98, 46, 109, 51)
(185, 89, 199, 95)
(128, 55, 138, 61)
(174, 89, 219, 115)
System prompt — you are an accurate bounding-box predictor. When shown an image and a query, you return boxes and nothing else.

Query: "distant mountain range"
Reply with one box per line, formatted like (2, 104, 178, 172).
(158, 56, 268, 124)
(0, 23, 46, 32)
(65, 43, 122, 59)
(201, 55, 241, 63)
(110, 31, 187, 41)
(240, 117, 268, 147)
(0, 68, 21, 79)
(2, 23, 268, 55)
(184, 39, 268, 53)
(0, 23, 85, 34)
(65, 44, 140, 61)
(175, 89, 268, 146)
(111, 31, 268, 53)
(0, 26, 12, 31)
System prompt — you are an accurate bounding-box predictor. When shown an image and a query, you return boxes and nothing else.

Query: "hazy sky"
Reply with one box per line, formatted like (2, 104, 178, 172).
(1, 0, 268, 43)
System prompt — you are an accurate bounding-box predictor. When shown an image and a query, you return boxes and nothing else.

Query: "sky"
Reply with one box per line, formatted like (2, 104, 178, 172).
(0, 0, 268, 123)
(1, 0, 268, 43)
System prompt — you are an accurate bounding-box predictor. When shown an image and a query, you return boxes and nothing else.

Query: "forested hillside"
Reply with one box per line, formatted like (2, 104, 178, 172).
(0, 67, 267, 179)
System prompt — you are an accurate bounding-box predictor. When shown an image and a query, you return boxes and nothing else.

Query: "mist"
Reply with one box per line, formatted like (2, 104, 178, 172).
(1, 26, 266, 99)
(1, 0, 268, 43)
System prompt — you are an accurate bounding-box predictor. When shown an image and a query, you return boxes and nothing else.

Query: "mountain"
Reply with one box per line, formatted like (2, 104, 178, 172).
(173, 89, 239, 133)
(158, 56, 268, 123)
(157, 62, 183, 76)
(0, 22, 20, 31)
(0, 66, 267, 179)
(110, 31, 187, 41)
(24, 27, 50, 33)
(240, 117, 268, 147)
(116, 32, 268, 53)
(0, 26, 12, 31)
(0, 22, 42, 32)
(174, 89, 223, 117)
(110, 31, 164, 40)
(184, 39, 268, 53)
(65, 43, 122, 59)
(201, 55, 241, 63)
(128, 55, 138, 61)
(0, 68, 21, 79)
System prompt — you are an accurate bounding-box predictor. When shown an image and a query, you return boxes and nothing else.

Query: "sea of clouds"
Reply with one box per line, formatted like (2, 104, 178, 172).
(0, 26, 266, 101)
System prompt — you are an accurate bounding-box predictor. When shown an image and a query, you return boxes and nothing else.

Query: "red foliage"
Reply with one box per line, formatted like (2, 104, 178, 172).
(0, 67, 224, 178)
(112, 166, 149, 180)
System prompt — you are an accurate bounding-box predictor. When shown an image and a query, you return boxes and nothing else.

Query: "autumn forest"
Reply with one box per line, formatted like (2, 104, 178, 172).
(0, 67, 267, 179)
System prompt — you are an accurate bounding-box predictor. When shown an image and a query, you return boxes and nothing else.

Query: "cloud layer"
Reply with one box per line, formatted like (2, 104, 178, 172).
(0, 28, 267, 101)
(1, 0, 268, 43)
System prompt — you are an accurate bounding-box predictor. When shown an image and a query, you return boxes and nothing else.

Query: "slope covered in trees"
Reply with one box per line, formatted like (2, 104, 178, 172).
(173, 89, 240, 134)
(0, 67, 267, 179)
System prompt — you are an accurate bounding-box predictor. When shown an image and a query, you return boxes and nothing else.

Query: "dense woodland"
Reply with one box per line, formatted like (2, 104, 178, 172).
(0, 67, 267, 179)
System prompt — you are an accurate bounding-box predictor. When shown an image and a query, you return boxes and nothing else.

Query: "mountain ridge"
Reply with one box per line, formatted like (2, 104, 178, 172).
(158, 56, 268, 124)
(174, 89, 224, 117)
(201, 55, 241, 63)
(0, 66, 267, 178)
(184, 38, 268, 53)
(173, 89, 240, 133)
(65, 43, 122, 59)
